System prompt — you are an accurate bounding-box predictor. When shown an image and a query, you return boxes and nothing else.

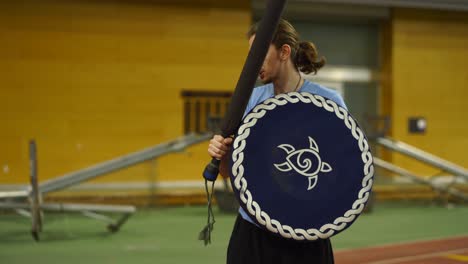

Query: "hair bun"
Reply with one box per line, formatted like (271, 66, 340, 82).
(295, 41, 326, 75)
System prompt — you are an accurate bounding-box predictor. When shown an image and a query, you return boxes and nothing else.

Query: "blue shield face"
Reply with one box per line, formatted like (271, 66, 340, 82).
(230, 92, 374, 241)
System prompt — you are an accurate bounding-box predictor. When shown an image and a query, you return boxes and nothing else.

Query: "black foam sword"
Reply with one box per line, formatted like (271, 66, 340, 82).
(199, 0, 287, 245)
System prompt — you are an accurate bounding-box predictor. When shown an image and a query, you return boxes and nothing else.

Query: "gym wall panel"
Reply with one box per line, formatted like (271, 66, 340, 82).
(0, 0, 250, 184)
(391, 8, 468, 175)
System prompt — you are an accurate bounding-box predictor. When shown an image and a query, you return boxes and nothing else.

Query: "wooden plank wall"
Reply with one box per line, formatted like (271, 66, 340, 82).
(0, 0, 250, 184)
(390, 8, 468, 175)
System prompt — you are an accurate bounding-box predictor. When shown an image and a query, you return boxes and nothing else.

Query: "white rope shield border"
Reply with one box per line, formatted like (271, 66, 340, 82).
(231, 92, 374, 241)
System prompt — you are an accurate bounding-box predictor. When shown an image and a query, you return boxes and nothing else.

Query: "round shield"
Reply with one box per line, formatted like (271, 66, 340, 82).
(230, 92, 374, 241)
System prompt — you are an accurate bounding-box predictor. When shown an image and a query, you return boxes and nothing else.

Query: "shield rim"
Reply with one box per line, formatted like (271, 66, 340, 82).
(230, 92, 374, 241)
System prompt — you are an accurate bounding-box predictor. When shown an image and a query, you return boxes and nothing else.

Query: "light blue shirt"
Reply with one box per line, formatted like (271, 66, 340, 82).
(238, 79, 347, 224)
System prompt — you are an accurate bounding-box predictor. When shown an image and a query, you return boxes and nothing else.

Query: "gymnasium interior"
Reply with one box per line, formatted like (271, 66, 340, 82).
(1, 0, 467, 263)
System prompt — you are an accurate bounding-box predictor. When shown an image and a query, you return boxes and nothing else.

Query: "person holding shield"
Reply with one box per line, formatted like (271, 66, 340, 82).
(208, 19, 347, 264)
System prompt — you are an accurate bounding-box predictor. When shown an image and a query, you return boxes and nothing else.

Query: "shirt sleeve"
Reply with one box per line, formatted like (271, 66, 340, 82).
(333, 93, 348, 110)
(242, 88, 259, 119)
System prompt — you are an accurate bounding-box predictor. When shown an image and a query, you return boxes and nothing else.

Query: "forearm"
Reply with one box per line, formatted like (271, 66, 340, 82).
(207, 135, 233, 178)
(219, 155, 230, 178)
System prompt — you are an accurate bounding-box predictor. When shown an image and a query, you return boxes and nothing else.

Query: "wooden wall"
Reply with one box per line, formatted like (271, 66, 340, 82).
(390, 8, 468, 175)
(0, 0, 250, 185)
(2, 2, 467, 188)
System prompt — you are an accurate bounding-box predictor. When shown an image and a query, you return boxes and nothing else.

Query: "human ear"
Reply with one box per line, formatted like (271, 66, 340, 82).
(280, 44, 291, 61)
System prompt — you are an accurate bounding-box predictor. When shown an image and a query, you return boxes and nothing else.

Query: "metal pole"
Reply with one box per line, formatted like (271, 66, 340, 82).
(377, 137, 468, 180)
(39, 133, 212, 194)
(29, 139, 42, 241)
(374, 157, 468, 202)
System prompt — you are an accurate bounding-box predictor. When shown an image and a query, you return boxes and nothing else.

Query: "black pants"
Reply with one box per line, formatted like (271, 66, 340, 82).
(227, 214, 334, 264)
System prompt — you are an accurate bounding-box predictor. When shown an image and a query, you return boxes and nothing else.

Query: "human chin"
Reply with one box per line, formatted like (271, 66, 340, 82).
(259, 74, 272, 84)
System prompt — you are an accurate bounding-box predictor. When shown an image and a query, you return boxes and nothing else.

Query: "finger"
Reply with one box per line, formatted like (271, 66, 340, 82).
(209, 144, 227, 156)
(224, 137, 233, 145)
(213, 135, 224, 143)
(208, 148, 223, 159)
(210, 140, 230, 152)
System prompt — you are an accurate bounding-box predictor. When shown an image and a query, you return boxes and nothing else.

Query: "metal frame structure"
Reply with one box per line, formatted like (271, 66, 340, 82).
(374, 157, 468, 202)
(377, 137, 468, 180)
(375, 137, 468, 202)
(0, 133, 212, 241)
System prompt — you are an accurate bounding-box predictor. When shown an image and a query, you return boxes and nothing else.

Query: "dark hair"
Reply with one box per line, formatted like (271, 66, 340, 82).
(247, 19, 325, 75)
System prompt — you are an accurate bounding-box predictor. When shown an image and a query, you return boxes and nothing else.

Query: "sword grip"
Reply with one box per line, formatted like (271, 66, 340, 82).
(203, 158, 221, 182)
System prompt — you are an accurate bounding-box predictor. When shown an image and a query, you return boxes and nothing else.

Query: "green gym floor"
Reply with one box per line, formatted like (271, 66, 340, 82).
(0, 202, 467, 264)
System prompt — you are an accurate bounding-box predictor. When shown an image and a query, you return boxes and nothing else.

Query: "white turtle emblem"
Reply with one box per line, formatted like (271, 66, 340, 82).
(274, 136, 332, 190)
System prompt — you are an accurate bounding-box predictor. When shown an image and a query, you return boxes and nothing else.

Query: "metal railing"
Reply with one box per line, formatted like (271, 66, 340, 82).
(38, 132, 212, 195)
(374, 157, 468, 202)
(0, 132, 212, 240)
(377, 137, 468, 180)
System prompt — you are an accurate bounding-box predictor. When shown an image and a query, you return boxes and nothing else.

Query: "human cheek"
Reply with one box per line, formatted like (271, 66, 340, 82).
(263, 56, 273, 72)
